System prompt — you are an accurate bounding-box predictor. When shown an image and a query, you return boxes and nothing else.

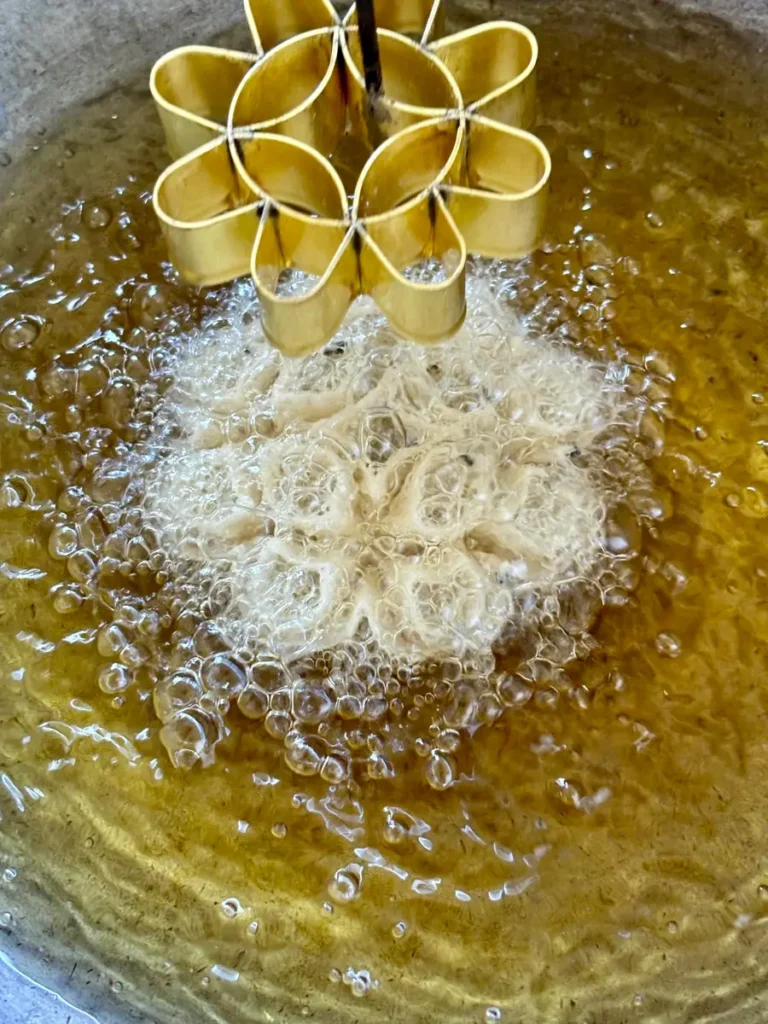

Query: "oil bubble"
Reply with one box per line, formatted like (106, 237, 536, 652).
(52, 585, 84, 615)
(154, 672, 202, 722)
(329, 863, 363, 903)
(655, 632, 681, 658)
(201, 654, 246, 697)
(48, 525, 79, 561)
(129, 282, 169, 329)
(1, 316, 42, 352)
(293, 680, 334, 724)
(97, 623, 128, 658)
(82, 204, 113, 230)
(425, 752, 454, 791)
(285, 740, 322, 777)
(237, 686, 269, 720)
(220, 898, 242, 918)
(98, 663, 132, 695)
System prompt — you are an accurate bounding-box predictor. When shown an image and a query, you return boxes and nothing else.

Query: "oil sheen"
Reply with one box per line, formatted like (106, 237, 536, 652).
(1, 1, 768, 1022)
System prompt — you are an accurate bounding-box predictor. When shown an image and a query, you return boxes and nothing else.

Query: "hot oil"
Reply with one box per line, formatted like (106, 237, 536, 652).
(1, 1, 768, 1022)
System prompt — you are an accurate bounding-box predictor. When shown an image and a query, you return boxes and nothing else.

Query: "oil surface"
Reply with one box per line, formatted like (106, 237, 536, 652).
(2, 2, 768, 1023)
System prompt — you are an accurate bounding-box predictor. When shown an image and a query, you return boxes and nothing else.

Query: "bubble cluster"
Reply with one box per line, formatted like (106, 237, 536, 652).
(111, 269, 644, 781)
(4, 5, 768, 1016)
(7, 209, 649, 787)
(329, 965, 379, 998)
(145, 280, 630, 647)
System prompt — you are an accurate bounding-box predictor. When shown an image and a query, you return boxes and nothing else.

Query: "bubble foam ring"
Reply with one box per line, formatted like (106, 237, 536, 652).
(142, 272, 632, 667)
(150, 0, 551, 354)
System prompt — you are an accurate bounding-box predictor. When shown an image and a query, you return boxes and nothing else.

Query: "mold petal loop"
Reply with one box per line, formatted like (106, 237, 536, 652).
(444, 116, 551, 259)
(343, 0, 444, 42)
(229, 28, 345, 158)
(150, 46, 257, 160)
(341, 26, 462, 148)
(355, 118, 467, 342)
(153, 137, 262, 286)
(430, 22, 539, 129)
(239, 134, 356, 356)
(244, 0, 339, 55)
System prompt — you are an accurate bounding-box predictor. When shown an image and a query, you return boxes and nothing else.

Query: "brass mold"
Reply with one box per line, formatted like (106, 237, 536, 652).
(150, 0, 551, 355)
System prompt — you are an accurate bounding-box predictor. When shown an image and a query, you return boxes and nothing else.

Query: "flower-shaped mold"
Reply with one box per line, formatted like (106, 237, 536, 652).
(151, 0, 551, 355)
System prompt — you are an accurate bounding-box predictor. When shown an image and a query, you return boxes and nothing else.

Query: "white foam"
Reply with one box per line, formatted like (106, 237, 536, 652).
(142, 271, 629, 665)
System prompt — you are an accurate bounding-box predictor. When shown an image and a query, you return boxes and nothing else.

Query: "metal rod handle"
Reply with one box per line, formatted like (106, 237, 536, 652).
(356, 0, 383, 97)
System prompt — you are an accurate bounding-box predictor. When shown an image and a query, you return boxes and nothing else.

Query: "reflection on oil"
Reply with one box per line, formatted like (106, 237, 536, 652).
(1, 1, 768, 1022)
